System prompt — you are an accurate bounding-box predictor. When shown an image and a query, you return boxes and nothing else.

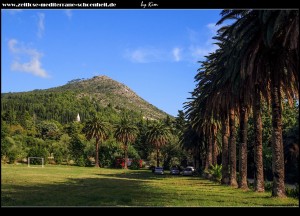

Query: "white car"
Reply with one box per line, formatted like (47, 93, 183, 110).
(186, 166, 195, 172)
(182, 167, 194, 176)
(154, 167, 164, 175)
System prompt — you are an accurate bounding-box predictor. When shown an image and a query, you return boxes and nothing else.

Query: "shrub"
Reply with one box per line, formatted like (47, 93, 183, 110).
(264, 182, 273, 191)
(130, 159, 141, 170)
(286, 184, 299, 198)
(76, 156, 86, 167)
(2, 136, 26, 163)
(27, 146, 49, 164)
(169, 157, 180, 168)
(208, 164, 222, 183)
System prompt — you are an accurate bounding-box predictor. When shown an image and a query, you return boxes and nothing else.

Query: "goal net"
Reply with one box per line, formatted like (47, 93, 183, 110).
(28, 157, 44, 168)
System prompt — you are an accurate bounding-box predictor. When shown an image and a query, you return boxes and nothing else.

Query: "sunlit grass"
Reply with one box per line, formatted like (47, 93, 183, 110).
(1, 164, 298, 207)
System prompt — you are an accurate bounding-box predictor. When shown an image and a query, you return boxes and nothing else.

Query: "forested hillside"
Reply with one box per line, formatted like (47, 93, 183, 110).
(1, 75, 169, 125)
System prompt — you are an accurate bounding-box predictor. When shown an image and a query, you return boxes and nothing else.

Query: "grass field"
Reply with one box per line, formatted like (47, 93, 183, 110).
(1, 164, 298, 207)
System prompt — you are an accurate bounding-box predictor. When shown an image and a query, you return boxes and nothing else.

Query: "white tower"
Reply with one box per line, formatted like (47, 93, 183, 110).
(76, 113, 81, 122)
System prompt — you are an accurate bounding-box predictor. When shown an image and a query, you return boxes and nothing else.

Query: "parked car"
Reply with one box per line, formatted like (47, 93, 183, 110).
(182, 167, 194, 176)
(186, 166, 195, 172)
(154, 167, 164, 175)
(150, 165, 156, 173)
(170, 167, 180, 175)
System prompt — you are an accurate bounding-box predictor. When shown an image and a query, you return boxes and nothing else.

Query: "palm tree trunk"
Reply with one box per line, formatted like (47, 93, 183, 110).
(221, 116, 229, 185)
(205, 135, 213, 171)
(195, 147, 200, 170)
(238, 103, 248, 189)
(212, 124, 218, 166)
(124, 142, 128, 169)
(229, 108, 238, 187)
(156, 148, 160, 167)
(253, 84, 264, 192)
(95, 138, 100, 168)
(271, 72, 286, 197)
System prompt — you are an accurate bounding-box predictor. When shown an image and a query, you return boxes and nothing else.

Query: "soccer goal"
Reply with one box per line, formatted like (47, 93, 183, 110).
(28, 157, 44, 168)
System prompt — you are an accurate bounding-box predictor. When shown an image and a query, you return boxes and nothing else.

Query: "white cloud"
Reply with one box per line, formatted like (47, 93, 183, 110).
(186, 24, 220, 61)
(125, 47, 164, 63)
(37, 13, 45, 38)
(65, 9, 72, 19)
(206, 23, 219, 34)
(172, 47, 181, 62)
(8, 39, 49, 78)
(124, 23, 220, 64)
(8, 39, 18, 53)
(189, 45, 217, 60)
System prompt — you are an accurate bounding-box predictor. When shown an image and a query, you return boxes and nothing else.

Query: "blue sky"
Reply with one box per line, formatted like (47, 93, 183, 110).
(2, 9, 222, 117)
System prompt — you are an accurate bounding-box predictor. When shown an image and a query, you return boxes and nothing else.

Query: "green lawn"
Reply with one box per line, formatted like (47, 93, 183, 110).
(1, 164, 298, 207)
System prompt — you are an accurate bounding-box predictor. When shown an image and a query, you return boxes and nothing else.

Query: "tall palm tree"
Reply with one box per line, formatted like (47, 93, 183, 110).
(180, 124, 204, 170)
(83, 116, 110, 168)
(259, 10, 299, 197)
(212, 123, 218, 165)
(229, 107, 238, 187)
(146, 121, 171, 167)
(221, 115, 230, 184)
(218, 9, 299, 196)
(238, 101, 249, 189)
(185, 10, 298, 197)
(114, 117, 138, 169)
(252, 84, 265, 192)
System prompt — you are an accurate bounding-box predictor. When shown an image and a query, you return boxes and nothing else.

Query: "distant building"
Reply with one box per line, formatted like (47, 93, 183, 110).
(76, 113, 81, 122)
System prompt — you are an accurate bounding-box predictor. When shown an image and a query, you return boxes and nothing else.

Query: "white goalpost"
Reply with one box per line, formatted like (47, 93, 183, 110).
(28, 157, 44, 168)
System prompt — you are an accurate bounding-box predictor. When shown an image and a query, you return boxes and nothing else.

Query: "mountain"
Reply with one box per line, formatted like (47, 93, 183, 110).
(1, 75, 170, 123)
(53, 75, 169, 119)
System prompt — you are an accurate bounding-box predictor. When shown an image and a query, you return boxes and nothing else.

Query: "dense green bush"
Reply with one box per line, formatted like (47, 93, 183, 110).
(69, 135, 85, 165)
(76, 156, 86, 167)
(285, 184, 299, 198)
(2, 136, 26, 163)
(208, 164, 222, 183)
(27, 145, 49, 164)
(129, 158, 141, 170)
(99, 140, 123, 167)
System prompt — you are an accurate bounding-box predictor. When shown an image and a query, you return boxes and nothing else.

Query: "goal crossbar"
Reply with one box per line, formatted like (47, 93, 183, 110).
(28, 157, 44, 168)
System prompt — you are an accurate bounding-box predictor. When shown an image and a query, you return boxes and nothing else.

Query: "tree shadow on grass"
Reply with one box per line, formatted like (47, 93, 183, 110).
(1, 175, 175, 207)
(96, 170, 222, 184)
(96, 170, 170, 181)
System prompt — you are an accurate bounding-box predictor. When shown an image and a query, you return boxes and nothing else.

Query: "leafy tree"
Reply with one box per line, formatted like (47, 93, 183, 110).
(133, 120, 153, 159)
(36, 121, 61, 140)
(69, 135, 86, 166)
(83, 116, 110, 167)
(2, 110, 16, 125)
(1, 120, 9, 140)
(114, 117, 138, 169)
(27, 144, 49, 164)
(146, 121, 171, 167)
(52, 134, 71, 164)
(175, 110, 185, 133)
(161, 134, 186, 169)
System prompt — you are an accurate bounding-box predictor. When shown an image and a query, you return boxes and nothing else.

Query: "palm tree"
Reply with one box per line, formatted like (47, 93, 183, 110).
(180, 124, 203, 170)
(259, 10, 299, 197)
(83, 116, 110, 168)
(238, 101, 249, 189)
(211, 123, 218, 166)
(146, 121, 171, 167)
(252, 84, 265, 192)
(221, 115, 230, 184)
(229, 107, 238, 187)
(185, 9, 298, 197)
(218, 9, 299, 196)
(114, 117, 138, 169)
